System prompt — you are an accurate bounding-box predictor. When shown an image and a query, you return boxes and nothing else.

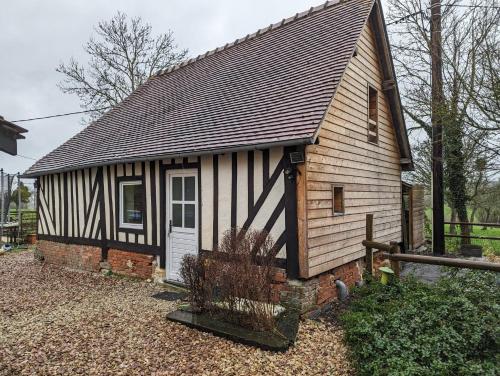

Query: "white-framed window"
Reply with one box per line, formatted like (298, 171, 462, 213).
(119, 180, 144, 230)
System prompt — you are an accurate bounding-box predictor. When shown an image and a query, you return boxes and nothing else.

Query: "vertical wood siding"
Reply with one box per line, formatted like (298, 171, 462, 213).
(410, 185, 425, 249)
(303, 22, 403, 277)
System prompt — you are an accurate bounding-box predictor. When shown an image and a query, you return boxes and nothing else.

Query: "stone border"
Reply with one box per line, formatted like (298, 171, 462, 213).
(166, 308, 300, 352)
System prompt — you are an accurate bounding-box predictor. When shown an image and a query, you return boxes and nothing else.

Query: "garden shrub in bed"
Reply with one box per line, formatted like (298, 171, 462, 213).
(341, 270, 499, 376)
(180, 228, 279, 331)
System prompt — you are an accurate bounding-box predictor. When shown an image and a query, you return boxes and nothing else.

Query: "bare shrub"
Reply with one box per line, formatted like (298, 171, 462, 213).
(208, 228, 278, 330)
(179, 254, 209, 312)
(179, 228, 280, 331)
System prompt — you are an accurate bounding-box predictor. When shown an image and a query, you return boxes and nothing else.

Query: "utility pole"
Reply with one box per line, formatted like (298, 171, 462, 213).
(431, 0, 445, 255)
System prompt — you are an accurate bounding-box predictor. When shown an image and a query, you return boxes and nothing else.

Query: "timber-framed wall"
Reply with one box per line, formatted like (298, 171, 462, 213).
(36, 147, 298, 277)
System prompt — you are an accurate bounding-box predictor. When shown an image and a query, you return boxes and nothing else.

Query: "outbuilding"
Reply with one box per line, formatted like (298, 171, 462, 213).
(25, 0, 415, 308)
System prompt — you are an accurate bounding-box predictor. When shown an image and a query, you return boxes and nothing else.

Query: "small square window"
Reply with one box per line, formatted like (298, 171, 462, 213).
(332, 186, 344, 215)
(367, 85, 378, 143)
(119, 181, 144, 229)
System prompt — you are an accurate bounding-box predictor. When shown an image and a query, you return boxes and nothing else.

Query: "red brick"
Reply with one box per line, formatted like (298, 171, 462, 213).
(37, 240, 101, 272)
(273, 270, 287, 283)
(108, 249, 154, 279)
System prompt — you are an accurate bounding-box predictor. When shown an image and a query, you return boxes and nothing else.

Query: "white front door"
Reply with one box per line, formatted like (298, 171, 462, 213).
(166, 170, 198, 282)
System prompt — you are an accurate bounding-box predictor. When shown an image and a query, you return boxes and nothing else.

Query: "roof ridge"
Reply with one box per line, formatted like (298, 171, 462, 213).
(154, 0, 342, 77)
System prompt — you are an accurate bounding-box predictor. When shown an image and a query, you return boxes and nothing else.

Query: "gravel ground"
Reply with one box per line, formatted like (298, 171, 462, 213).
(0, 251, 354, 375)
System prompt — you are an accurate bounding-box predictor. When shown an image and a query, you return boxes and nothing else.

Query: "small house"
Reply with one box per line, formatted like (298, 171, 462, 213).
(25, 0, 415, 308)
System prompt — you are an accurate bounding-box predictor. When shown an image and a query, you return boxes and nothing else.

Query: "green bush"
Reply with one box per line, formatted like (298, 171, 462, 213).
(341, 270, 500, 376)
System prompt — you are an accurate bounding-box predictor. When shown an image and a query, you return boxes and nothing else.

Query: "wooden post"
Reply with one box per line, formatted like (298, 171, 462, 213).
(17, 173, 21, 244)
(365, 214, 374, 276)
(389, 241, 401, 278)
(0, 169, 4, 242)
(431, 0, 445, 255)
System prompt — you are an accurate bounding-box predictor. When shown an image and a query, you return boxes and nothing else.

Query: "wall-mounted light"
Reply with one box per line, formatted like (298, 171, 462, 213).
(288, 151, 304, 164)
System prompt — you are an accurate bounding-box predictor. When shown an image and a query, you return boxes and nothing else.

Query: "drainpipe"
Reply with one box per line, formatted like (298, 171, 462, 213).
(335, 279, 349, 301)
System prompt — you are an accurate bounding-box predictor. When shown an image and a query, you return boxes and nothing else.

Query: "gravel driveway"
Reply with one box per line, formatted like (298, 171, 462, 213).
(0, 251, 353, 375)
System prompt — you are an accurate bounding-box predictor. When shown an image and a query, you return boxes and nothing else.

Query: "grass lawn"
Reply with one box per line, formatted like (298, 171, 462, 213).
(0, 250, 353, 375)
(424, 207, 500, 255)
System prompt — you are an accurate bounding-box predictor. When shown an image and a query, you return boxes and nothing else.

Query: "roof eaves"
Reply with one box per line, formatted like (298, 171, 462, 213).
(22, 137, 313, 178)
(0, 117, 28, 136)
(370, 0, 414, 170)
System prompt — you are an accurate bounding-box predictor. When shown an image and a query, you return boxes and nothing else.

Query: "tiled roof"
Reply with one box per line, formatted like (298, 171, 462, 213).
(25, 0, 375, 176)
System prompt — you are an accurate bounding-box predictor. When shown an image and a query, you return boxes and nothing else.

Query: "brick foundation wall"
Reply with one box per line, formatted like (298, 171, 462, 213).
(107, 249, 154, 279)
(37, 240, 156, 279)
(273, 258, 363, 312)
(37, 240, 101, 272)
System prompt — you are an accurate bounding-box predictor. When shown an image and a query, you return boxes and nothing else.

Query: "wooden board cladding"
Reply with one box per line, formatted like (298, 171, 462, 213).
(200, 148, 287, 259)
(410, 185, 425, 249)
(302, 22, 403, 277)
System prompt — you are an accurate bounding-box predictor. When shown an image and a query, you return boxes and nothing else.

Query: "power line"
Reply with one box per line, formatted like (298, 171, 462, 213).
(388, 3, 500, 26)
(12, 107, 110, 123)
(449, 4, 500, 9)
(8, 3, 499, 124)
(387, 10, 424, 26)
(16, 154, 37, 161)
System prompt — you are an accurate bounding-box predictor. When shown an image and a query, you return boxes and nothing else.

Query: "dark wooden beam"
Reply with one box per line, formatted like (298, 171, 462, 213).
(382, 79, 395, 91)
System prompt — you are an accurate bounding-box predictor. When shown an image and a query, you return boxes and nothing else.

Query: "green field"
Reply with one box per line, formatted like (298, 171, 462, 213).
(424, 207, 500, 255)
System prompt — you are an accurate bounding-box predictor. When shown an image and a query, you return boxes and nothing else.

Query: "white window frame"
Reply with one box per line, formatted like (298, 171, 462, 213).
(119, 180, 144, 230)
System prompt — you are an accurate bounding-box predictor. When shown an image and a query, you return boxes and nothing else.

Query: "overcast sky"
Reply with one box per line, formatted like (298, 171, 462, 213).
(0, 0, 388, 176)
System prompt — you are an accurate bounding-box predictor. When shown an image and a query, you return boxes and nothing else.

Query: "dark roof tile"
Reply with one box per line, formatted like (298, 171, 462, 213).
(25, 0, 374, 176)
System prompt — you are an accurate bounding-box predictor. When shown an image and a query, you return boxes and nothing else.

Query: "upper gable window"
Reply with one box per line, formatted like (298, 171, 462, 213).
(367, 85, 379, 144)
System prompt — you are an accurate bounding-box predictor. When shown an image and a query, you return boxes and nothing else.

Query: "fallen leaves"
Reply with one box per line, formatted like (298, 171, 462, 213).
(0, 251, 354, 375)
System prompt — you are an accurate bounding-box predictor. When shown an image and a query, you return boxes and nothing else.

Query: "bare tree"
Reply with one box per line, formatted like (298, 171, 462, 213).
(388, 0, 500, 243)
(57, 12, 188, 120)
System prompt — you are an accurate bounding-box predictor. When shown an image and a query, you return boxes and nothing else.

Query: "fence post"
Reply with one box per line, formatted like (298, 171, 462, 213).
(17, 173, 21, 243)
(366, 214, 374, 276)
(0, 169, 3, 243)
(389, 241, 401, 278)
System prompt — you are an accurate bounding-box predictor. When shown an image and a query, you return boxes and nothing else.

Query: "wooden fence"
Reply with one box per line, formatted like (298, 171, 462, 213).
(364, 214, 500, 276)
(1, 209, 37, 243)
(444, 221, 500, 251)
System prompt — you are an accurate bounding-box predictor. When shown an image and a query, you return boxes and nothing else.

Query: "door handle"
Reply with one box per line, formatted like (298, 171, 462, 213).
(169, 220, 172, 234)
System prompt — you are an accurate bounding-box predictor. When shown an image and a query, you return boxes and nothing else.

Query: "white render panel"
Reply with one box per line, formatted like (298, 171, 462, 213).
(236, 151, 248, 228)
(217, 153, 232, 243)
(253, 150, 263, 204)
(201, 155, 214, 250)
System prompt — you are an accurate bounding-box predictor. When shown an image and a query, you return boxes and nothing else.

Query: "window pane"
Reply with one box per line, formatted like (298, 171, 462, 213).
(172, 177, 182, 201)
(333, 186, 344, 214)
(368, 87, 378, 122)
(122, 183, 143, 224)
(184, 204, 195, 228)
(184, 176, 195, 201)
(172, 203, 183, 227)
